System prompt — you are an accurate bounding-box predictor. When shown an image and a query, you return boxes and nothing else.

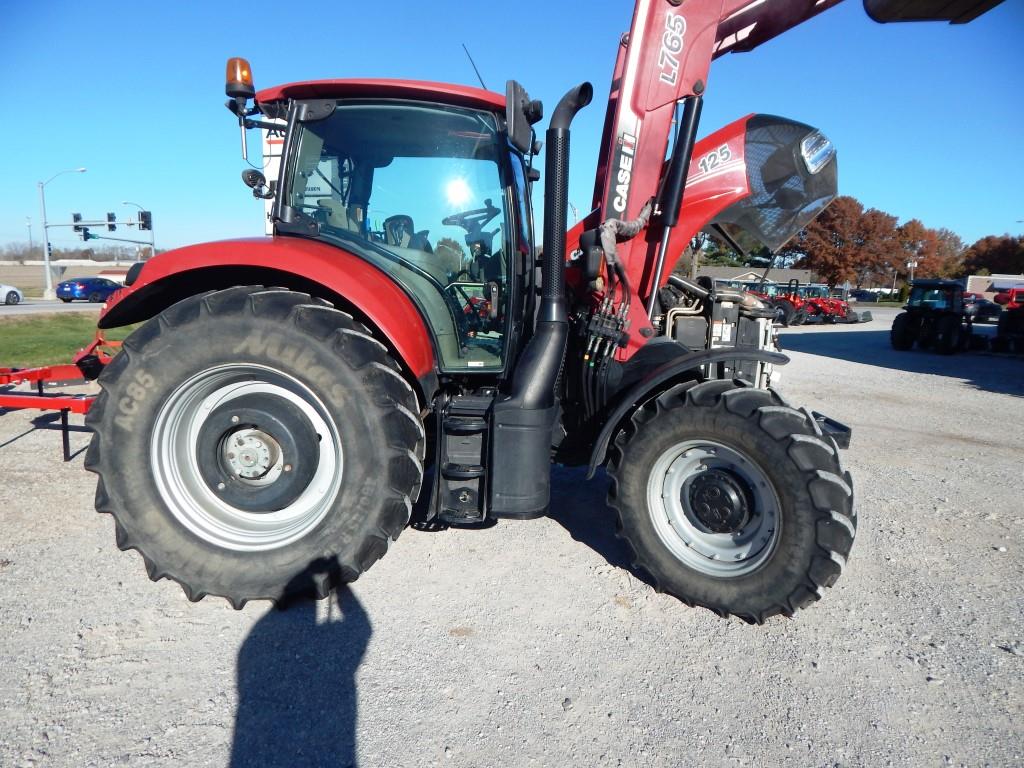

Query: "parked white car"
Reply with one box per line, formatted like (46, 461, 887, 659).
(1, 283, 23, 305)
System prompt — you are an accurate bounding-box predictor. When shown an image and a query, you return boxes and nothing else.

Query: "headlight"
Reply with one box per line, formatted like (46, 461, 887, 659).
(800, 130, 835, 175)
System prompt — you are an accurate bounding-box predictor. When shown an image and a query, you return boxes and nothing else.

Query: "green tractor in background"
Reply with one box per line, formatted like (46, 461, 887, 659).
(890, 280, 974, 355)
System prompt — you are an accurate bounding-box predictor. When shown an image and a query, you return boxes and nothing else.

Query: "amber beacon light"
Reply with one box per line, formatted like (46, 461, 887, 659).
(225, 57, 255, 100)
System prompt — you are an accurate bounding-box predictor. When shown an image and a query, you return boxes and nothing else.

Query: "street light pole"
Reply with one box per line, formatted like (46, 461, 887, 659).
(38, 167, 86, 299)
(26, 217, 33, 255)
(122, 200, 154, 260)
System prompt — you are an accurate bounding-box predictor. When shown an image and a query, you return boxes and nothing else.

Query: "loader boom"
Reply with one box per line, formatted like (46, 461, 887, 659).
(588, 0, 845, 334)
(579, 0, 1003, 348)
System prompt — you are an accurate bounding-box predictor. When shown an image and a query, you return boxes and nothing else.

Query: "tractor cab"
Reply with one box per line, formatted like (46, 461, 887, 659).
(232, 68, 541, 377)
(905, 280, 965, 314)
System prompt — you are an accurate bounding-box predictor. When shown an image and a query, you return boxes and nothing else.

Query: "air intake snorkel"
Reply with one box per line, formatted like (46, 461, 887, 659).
(489, 82, 593, 518)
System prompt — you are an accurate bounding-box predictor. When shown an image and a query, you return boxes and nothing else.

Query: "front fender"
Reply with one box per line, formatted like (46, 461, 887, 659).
(100, 236, 436, 393)
(585, 347, 789, 479)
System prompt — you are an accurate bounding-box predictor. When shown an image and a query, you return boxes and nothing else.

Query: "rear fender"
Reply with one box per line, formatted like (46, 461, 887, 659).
(585, 347, 789, 479)
(100, 237, 438, 400)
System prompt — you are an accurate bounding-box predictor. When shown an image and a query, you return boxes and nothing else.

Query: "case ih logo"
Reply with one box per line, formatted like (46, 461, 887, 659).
(612, 131, 638, 214)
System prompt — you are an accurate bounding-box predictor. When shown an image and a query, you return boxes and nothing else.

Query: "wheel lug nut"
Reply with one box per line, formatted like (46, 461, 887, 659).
(231, 415, 239, 424)
(217, 482, 225, 490)
(284, 464, 292, 473)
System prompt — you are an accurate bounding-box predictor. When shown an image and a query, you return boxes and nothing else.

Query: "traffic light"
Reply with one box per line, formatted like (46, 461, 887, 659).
(72, 213, 83, 232)
(106, 212, 117, 231)
(81, 226, 94, 241)
(139, 210, 152, 231)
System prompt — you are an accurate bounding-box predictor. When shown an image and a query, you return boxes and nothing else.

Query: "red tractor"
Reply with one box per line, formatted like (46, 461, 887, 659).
(994, 287, 1024, 311)
(758, 281, 870, 326)
(798, 283, 872, 324)
(83, 0, 1000, 621)
(992, 287, 1024, 353)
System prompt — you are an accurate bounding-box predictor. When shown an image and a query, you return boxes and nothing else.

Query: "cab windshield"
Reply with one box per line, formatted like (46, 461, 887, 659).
(283, 100, 518, 372)
(908, 286, 953, 310)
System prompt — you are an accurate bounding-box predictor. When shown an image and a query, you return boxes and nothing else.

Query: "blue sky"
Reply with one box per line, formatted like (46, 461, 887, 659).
(1, 0, 1021, 253)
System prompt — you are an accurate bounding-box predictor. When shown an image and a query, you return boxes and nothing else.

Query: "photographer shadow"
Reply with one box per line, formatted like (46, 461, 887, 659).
(231, 569, 371, 768)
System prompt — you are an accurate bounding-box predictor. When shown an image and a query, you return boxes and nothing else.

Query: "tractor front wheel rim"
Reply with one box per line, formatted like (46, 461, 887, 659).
(646, 438, 781, 578)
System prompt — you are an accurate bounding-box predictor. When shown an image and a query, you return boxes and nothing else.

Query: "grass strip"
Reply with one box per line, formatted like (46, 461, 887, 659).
(0, 313, 138, 368)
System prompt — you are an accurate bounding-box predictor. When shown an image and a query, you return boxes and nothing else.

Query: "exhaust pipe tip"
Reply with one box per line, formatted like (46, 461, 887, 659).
(550, 82, 593, 131)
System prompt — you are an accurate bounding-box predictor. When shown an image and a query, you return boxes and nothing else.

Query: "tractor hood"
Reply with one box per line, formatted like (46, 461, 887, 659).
(708, 115, 838, 253)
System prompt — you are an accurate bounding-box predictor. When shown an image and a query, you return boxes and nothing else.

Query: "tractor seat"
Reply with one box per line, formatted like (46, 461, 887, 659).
(384, 215, 433, 253)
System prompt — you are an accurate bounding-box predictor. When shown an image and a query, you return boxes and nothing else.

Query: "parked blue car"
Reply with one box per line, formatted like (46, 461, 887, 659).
(56, 277, 122, 303)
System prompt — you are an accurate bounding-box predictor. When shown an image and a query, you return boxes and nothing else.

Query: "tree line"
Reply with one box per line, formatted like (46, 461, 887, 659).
(774, 196, 1024, 287)
(0, 243, 156, 262)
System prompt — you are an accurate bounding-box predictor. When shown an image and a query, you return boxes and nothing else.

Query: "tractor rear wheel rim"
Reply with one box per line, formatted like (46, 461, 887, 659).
(646, 438, 780, 577)
(151, 364, 343, 552)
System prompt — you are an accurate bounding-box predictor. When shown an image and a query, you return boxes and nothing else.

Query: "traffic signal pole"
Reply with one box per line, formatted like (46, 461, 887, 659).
(37, 181, 53, 299)
(37, 168, 86, 300)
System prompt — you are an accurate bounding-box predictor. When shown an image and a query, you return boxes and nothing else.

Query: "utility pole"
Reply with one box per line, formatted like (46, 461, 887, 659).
(26, 217, 33, 255)
(38, 168, 87, 299)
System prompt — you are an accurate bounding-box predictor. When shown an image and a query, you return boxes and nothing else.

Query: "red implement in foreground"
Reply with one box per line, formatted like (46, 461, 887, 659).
(0, 334, 121, 459)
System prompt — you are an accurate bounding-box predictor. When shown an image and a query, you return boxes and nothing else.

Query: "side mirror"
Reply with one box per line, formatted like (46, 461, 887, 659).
(505, 80, 543, 155)
(241, 169, 275, 199)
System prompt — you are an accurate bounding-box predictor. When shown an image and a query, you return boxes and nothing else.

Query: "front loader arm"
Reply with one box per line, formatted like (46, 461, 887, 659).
(589, 0, 847, 338)
(584, 0, 1001, 340)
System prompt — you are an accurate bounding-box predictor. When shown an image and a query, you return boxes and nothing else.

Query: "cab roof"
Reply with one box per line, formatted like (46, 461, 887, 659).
(255, 79, 505, 113)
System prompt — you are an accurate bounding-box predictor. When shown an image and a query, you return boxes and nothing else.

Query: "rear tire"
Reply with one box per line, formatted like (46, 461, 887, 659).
(4, 291, 18, 305)
(60, 298, 72, 303)
(85, 286, 424, 607)
(890, 312, 917, 350)
(88, 292, 102, 303)
(935, 315, 961, 355)
(607, 380, 855, 623)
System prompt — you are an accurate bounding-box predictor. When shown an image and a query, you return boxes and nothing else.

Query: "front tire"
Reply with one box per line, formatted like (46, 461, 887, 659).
(775, 299, 796, 327)
(85, 286, 424, 607)
(890, 312, 917, 350)
(607, 380, 855, 623)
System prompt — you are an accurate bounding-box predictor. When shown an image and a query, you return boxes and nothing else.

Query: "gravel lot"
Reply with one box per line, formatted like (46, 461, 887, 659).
(1, 309, 1022, 767)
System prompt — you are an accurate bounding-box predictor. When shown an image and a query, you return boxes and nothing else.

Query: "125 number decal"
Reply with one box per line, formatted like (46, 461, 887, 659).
(697, 144, 733, 174)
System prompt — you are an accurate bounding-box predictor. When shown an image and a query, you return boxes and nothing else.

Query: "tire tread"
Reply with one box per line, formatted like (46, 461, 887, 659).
(86, 286, 424, 608)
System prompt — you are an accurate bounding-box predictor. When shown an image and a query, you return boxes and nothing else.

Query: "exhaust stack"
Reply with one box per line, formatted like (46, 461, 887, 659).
(489, 82, 592, 518)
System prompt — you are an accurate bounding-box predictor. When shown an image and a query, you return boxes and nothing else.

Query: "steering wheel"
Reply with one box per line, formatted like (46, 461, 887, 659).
(442, 198, 500, 233)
